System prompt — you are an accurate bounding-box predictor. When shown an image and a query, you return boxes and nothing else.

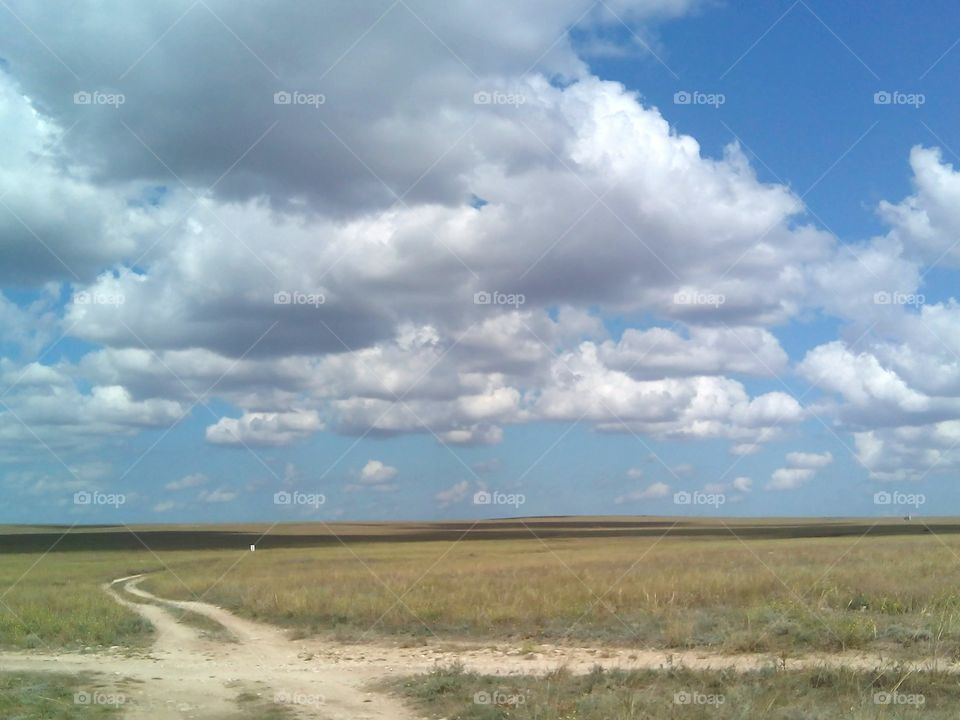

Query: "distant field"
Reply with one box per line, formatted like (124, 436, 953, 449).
(1, 517, 959, 661)
(0, 515, 951, 551)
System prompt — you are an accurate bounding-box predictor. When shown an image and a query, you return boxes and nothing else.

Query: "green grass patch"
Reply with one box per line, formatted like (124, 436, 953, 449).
(390, 663, 960, 719)
(0, 671, 124, 719)
(172, 607, 237, 643)
(0, 552, 162, 650)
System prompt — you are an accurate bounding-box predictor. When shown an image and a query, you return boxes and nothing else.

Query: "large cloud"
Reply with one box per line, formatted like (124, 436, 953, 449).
(57, 74, 830, 364)
(0, 359, 183, 456)
(534, 342, 802, 441)
(797, 150, 960, 482)
(205, 410, 322, 447)
(0, 0, 697, 216)
(0, 74, 170, 285)
(0, 0, 957, 492)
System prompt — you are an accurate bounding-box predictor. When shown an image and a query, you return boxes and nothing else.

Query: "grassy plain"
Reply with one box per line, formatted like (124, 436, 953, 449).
(1, 519, 959, 719)
(0, 518, 958, 661)
(136, 528, 960, 660)
(390, 664, 959, 720)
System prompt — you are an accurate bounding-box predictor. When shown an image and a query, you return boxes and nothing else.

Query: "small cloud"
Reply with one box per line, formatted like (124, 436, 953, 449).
(360, 460, 398, 484)
(615, 481, 671, 504)
(205, 410, 322, 447)
(731, 443, 760, 456)
(732, 476, 752, 493)
(346, 460, 400, 493)
(198, 487, 237, 503)
(786, 451, 833, 469)
(439, 424, 503, 446)
(435, 480, 470, 508)
(626, 467, 644, 479)
(152, 500, 176, 512)
(166, 472, 208, 491)
(672, 463, 694, 475)
(766, 451, 832, 490)
(766, 468, 814, 491)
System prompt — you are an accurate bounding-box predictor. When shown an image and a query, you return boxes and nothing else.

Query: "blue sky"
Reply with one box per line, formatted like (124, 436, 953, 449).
(1, 0, 959, 522)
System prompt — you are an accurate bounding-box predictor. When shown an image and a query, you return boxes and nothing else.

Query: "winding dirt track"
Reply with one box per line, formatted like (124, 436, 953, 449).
(0, 575, 957, 718)
(0, 575, 419, 719)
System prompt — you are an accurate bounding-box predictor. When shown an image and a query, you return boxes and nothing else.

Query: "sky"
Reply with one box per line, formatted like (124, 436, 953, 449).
(1, 0, 959, 523)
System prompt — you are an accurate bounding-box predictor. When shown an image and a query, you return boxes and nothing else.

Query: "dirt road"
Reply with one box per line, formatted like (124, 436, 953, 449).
(0, 574, 420, 719)
(0, 575, 956, 718)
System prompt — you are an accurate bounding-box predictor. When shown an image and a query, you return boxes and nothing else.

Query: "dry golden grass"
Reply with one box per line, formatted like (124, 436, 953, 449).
(140, 533, 960, 658)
